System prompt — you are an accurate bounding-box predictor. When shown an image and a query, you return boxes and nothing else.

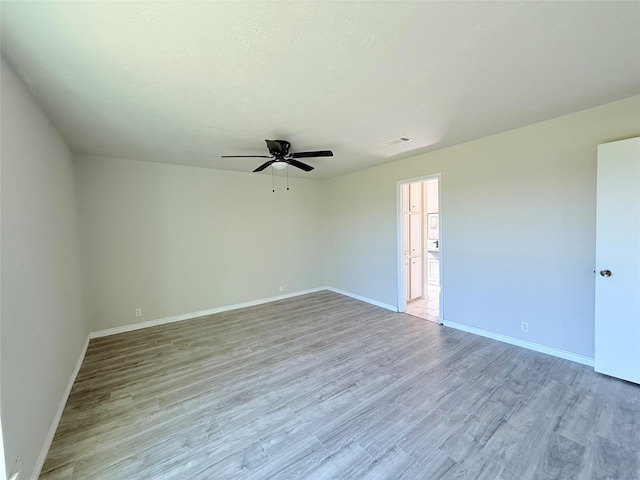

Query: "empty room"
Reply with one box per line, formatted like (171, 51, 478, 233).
(2, 2, 639, 479)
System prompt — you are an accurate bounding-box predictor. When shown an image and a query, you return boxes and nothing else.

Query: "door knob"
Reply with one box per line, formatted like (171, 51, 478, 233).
(600, 270, 612, 277)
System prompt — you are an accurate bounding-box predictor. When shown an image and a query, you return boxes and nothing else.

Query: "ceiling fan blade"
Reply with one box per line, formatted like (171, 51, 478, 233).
(253, 160, 275, 172)
(221, 155, 272, 158)
(291, 150, 333, 158)
(287, 159, 314, 172)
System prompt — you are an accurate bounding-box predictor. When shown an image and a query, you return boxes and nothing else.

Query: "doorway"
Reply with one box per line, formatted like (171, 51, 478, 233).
(397, 175, 442, 324)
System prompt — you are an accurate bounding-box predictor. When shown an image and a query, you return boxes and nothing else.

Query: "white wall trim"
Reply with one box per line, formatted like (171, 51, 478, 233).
(0, 418, 6, 480)
(30, 290, 596, 480)
(326, 287, 397, 312)
(33, 287, 327, 477)
(443, 319, 595, 367)
(32, 334, 90, 480)
(90, 287, 328, 339)
(27, 290, 592, 480)
(87, 287, 397, 340)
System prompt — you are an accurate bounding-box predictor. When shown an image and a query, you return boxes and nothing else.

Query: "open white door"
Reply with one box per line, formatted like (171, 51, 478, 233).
(594, 137, 640, 384)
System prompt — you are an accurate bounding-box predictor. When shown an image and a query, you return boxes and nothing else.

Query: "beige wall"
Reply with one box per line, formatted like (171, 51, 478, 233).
(1, 58, 87, 480)
(323, 96, 640, 358)
(75, 156, 326, 331)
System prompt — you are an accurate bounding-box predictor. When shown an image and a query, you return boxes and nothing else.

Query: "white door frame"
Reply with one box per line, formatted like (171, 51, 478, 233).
(396, 173, 443, 324)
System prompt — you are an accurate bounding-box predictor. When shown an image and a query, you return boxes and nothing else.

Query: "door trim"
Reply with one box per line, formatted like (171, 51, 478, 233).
(397, 173, 443, 323)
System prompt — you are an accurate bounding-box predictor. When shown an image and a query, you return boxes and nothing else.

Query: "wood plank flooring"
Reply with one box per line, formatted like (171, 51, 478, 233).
(40, 291, 640, 479)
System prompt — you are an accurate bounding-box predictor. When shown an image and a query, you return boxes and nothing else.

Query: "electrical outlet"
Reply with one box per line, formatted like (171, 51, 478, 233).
(521, 321, 529, 333)
(135, 308, 142, 318)
(283, 284, 288, 291)
(278, 285, 283, 293)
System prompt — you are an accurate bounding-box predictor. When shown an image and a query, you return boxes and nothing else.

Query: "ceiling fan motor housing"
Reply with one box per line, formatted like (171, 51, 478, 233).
(266, 139, 291, 157)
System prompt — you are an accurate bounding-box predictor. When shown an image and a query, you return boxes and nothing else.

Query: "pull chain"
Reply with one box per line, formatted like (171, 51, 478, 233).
(271, 165, 275, 193)
(286, 164, 290, 191)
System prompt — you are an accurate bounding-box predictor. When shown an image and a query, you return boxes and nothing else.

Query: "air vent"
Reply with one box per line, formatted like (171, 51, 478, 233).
(383, 136, 412, 146)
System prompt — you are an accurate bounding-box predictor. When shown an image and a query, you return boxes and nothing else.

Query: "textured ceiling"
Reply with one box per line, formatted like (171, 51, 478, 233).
(1, 1, 639, 179)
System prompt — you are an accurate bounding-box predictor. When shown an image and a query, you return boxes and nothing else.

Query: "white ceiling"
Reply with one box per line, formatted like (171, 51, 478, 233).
(1, 1, 639, 179)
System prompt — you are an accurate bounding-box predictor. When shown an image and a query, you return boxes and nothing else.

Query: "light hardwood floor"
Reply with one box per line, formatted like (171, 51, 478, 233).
(41, 291, 640, 479)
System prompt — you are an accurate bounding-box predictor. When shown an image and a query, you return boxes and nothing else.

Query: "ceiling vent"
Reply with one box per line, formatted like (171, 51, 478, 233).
(383, 136, 412, 146)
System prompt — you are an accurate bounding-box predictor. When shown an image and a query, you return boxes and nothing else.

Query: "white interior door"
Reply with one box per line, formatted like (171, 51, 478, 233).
(594, 137, 640, 384)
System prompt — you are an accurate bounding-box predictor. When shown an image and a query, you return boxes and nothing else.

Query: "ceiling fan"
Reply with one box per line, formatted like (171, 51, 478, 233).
(222, 139, 333, 172)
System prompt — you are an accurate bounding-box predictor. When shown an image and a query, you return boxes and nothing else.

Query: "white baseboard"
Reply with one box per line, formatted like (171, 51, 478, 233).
(32, 334, 90, 480)
(34, 288, 330, 478)
(90, 287, 328, 339)
(326, 287, 397, 312)
(29, 286, 393, 478)
(29, 291, 592, 480)
(91, 286, 398, 340)
(443, 319, 595, 367)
